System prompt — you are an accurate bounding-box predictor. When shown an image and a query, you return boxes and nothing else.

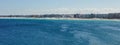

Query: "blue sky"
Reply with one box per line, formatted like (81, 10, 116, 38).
(0, 0, 120, 15)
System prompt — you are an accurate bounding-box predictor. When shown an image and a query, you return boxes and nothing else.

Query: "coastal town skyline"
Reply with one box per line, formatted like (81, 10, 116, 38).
(0, 0, 120, 15)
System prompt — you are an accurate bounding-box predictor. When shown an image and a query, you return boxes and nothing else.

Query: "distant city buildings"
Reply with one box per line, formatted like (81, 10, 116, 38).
(0, 13, 120, 19)
(108, 13, 120, 19)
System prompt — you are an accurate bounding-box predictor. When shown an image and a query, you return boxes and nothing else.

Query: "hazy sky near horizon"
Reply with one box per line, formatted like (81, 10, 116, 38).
(0, 0, 120, 15)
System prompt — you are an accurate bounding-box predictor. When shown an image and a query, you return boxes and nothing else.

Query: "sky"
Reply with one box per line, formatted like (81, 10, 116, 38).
(0, 0, 120, 15)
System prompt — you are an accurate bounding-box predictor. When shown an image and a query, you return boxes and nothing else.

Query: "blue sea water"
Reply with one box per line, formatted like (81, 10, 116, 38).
(0, 19, 120, 45)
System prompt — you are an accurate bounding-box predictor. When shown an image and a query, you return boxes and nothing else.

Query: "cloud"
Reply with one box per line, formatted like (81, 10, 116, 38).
(39, 8, 120, 14)
(41, 8, 120, 14)
(1, 8, 120, 15)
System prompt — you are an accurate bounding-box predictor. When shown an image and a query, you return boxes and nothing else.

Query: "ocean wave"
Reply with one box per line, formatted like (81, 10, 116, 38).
(0, 19, 120, 45)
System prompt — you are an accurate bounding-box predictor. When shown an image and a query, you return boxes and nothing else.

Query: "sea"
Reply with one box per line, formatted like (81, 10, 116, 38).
(0, 18, 120, 45)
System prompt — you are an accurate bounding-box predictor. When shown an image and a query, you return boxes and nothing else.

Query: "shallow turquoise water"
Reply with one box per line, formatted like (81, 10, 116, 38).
(0, 19, 120, 45)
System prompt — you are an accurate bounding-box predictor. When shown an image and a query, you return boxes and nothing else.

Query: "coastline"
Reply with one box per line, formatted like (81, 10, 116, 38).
(0, 17, 120, 21)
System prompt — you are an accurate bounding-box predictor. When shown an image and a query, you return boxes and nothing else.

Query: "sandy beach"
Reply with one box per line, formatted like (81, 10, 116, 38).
(0, 17, 120, 21)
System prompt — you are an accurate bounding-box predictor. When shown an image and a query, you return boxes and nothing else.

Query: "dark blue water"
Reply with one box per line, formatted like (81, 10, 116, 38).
(0, 19, 120, 45)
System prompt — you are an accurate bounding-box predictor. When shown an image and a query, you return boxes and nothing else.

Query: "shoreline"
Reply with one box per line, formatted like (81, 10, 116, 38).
(0, 17, 120, 21)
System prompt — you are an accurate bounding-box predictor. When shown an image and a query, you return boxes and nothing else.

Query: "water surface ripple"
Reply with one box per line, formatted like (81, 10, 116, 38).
(0, 19, 120, 45)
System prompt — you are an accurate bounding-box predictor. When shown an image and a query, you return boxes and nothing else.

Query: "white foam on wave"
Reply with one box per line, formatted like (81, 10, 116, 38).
(60, 24, 69, 32)
(107, 32, 120, 42)
(69, 30, 108, 45)
(100, 26, 120, 31)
